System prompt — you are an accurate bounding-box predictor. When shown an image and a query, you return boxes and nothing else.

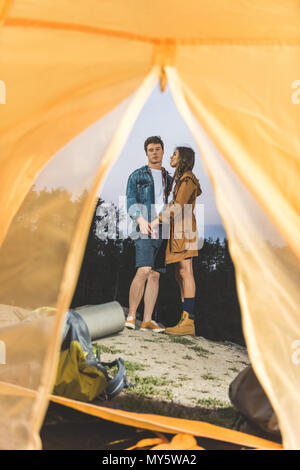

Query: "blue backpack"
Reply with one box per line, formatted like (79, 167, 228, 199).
(53, 309, 130, 402)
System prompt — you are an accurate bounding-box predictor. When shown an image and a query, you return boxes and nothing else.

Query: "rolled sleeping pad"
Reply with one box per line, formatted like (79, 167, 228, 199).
(75, 302, 125, 340)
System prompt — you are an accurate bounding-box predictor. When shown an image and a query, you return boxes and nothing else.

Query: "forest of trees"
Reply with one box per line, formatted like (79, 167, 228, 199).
(71, 197, 246, 346)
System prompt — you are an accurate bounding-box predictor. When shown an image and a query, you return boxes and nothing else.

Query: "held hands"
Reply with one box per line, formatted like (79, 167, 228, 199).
(150, 218, 160, 239)
(137, 216, 151, 236)
(150, 218, 159, 230)
(137, 217, 159, 236)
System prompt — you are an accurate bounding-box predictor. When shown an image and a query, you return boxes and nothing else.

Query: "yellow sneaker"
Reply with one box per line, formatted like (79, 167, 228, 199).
(140, 320, 165, 333)
(165, 312, 195, 336)
(125, 315, 136, 330)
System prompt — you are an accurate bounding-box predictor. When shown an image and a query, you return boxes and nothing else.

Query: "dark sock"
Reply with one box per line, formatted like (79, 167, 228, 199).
(182, 298, 195, 320)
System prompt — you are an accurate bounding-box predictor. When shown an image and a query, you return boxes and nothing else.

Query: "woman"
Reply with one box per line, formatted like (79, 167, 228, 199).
(151, 146, 202, 336)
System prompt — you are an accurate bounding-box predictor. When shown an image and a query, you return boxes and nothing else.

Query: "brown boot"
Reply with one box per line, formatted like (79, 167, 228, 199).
(165, 311, 195, 336)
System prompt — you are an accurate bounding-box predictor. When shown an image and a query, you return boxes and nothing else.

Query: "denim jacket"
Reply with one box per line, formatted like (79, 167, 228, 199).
(126, 165, 172, 226)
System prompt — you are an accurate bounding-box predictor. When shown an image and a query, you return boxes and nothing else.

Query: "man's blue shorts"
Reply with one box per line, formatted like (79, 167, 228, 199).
(134, 229, 167, 274)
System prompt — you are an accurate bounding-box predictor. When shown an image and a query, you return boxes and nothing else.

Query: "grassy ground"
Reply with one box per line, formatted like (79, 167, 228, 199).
(92, 327, 249, 416)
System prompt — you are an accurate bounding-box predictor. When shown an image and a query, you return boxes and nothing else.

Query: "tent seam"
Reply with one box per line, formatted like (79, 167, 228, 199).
(4, 17, 300, 45)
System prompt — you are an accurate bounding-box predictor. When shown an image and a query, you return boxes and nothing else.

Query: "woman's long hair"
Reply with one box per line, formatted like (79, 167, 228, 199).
(167, 146, 195, 198)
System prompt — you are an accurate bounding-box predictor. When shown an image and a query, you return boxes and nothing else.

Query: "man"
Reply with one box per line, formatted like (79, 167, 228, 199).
(125, 136, 172, 331)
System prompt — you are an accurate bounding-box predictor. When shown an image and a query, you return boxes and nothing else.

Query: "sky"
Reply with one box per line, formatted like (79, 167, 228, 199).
(99, 83, 226, 239)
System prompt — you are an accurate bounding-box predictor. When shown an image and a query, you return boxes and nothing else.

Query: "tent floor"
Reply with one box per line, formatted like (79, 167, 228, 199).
(40, 401, 281, 450)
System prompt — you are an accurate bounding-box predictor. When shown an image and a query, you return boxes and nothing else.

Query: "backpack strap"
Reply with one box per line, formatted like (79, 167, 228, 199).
(100, 358, 135, 400)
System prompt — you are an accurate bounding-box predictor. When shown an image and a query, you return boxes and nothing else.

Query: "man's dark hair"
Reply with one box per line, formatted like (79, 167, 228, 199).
(144, 136, 164, 153)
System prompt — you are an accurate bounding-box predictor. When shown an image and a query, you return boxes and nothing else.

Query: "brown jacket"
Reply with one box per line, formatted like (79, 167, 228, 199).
(158, 171, 202, 263)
